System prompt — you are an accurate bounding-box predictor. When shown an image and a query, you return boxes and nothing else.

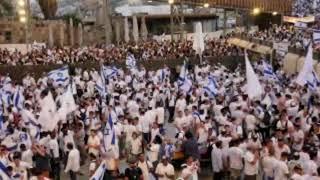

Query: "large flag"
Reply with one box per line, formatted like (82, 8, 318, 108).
(103, 113, 116, 154)
(192, 22, 205, 55)
(314, 29, 320, 44)
(90, 162, 106, 180)
(245, 53, 263, 99)
(0, 161, 11, 180)
(58, 85, 77, 122)
(178, 61, 192, 93)
(102, 66, 118, 79)
(13, 86, 24, 111)
(95, 67, 107, 98)
(48, 66, 70, 87)
(38, 92, 59, 131)
(262, 61, 279, 81)
(21, 109, 40, 141)
(126, 53, 137, 70)
(296, 44, 319, 90)
(203, 76, 218, 97)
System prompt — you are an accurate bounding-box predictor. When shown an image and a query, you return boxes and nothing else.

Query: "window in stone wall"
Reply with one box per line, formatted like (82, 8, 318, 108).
(5, 31, 11, 42)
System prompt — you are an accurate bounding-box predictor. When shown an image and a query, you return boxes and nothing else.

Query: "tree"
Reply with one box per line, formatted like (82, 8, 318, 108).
(38, 0, 58, 19)
(0, 0, 13, 18)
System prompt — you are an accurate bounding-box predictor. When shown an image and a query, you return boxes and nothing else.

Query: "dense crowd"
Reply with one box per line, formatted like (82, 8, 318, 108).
(1, 42, 320, 180)
(292, 0, 320, 17)
(0, 36, 241, 65)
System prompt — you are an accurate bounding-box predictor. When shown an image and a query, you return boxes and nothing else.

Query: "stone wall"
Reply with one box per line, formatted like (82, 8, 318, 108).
(0, 20, 80, 47)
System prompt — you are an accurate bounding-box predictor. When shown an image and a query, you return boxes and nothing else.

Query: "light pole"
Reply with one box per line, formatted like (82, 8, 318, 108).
(17, 0, 29, 50)
(169, 0, 174, 41)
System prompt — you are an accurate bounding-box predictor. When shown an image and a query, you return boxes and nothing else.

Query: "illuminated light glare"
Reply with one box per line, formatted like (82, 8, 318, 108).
(272, 11, 278, 16)
(204, 3, 209, 8)
(18, 9, 26, 15)
(253, 8, 261, 15)
(19, 16, 26, 23)
(17, 0, 25, 7)
(148, 0, 152, 2)
(168, 0, 174, 4)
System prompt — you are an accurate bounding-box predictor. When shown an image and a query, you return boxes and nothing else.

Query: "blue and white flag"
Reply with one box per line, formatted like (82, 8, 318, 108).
(296, 44, 319, 90)
(126, 53, 137, 70)
(96, 67, 107, 98)
(48, 66, 70, 87)
(203, 76, 218, 97)
(13, 86, 24, 111)
(21, 109, 40, 141)
(313, 29, 320, 44)
(262, 61, 279, 81)
(178, 61, 192, 93)
(103, 114, 116, 153)
(0, 161, 10, 180)
(102, 66, 118, 79)
(0, 90, 11, 108)
(245, 53, 263, 99)
(90, 162, 106, 180)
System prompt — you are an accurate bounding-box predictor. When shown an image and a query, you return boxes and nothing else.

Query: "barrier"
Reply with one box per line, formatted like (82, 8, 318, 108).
(0, 56, 244, 81)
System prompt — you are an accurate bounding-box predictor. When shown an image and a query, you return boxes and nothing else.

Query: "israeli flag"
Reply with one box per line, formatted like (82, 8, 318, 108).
(48, 66, 70, 87)
(90, 162, 106, 180)
(0, 161, 10, 180)
(203, 76, 218, 97)
(262, 61, 279, 81)
(103, 113, 116, 153)
(13, 86, 24, 111)
(0, 90, 11, 108)
(178, 61, 193, 93)
(314, 29, 320, 44)
(126, 53, 137, 70)
(102, 66, 118, 79)
(296, 44, 319, 90)
(95, 67, 107, 98)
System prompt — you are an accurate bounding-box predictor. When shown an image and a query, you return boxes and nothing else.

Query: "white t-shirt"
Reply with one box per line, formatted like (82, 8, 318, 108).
(155, 163, 175, 180)
(148, 143, 160, 163)
(49, 138, 60, 158)
(87, 135, 100, 156)
(262, 155, 277, 177)
(274, 160, 289, 180)
(131, 138, 142, 155)
(244, 151, 259, 176)
(228, 146, 244, 170)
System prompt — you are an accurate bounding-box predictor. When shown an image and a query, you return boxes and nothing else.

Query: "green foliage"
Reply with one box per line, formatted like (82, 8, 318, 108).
(0, 0, 14, 17)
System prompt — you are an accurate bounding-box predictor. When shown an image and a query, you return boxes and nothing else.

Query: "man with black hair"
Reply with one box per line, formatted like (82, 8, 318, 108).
(64, 143, 80, 180)
(211, 141, 223, 180)
(181, 131, 200, 160)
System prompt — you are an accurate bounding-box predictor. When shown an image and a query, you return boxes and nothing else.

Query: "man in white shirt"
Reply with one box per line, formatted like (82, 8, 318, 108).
(244, 146, 259, 180)
(155, 156, 175, 180)
(211, 141, 223, 180)
(49, 132, 60, 180)
(228, 139, 244, 180)
(64, 143, 80, 180)
(274, 152, 289, 180)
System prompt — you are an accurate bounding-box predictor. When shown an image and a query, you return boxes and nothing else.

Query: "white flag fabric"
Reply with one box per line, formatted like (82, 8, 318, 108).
(296, 45, 319, 89)
(192, 22, 205, 55)
(38, 92, 59, 131)
(90, 162, 106, 180)
(21, 109, 40, 141)
(102, 66, 118, 79)
(103, 113, 116, 154)
(58, 85, 77, 122)
(126, 53, 137, 70)
(13, 86, 24, 111)
(314, 29, 320, 44)
(178, 61, 192, 93)
(203, 76, 218, 97)
(48, 66, 70, 87)
(95, 67, 107, 98)
(0, 161, 11, 180)
(262, 61, 279, 81)
(245, 54, 263, 99)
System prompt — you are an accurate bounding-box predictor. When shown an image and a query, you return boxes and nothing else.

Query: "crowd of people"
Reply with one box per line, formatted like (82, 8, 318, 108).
(0, 42, 320, 180)
(292, 0, 320, 17)
(0, 35, 241, 65)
